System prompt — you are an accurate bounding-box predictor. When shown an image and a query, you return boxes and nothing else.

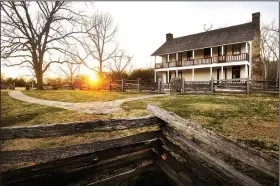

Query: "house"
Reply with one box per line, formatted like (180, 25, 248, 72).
(152, 12, 262, 83)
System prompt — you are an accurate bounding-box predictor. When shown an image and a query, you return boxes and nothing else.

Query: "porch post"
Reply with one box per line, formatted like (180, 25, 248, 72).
(154, 70, 157, 82)
(245, 64, 248, 78)
(210, 47, 212, 57)
(245, 42, 248, 53)
(167, 70, 170, 83)
(167, 54, 170, 62)
(176, 53, 178, 61)
(176, 70, 178, 77)
(221, 46, 224, 55)
(221, 66, 224, 79)
(192, 68, 194, 81)
(192, 50, 195, 59)
(210, 67, 213, 80)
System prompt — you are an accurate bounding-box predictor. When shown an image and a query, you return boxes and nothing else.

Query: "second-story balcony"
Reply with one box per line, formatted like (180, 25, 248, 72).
(155, 53, 249, 69)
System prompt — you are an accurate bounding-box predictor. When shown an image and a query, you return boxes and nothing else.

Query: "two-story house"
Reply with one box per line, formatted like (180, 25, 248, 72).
(152, 12, 262, 83)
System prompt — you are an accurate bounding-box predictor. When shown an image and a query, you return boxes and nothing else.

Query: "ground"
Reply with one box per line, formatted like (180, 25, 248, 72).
(1, 89, 278, 170)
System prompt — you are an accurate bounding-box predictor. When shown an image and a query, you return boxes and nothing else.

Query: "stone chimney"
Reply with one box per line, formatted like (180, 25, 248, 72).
(251, 12, 263, 80)
(166, 33, 173, 41)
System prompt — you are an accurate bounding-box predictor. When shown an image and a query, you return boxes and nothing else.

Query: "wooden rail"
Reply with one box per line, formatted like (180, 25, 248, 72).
(1, 106, 278, 186)
(1, 116, 161, 139)
(155, 53, 249, 69)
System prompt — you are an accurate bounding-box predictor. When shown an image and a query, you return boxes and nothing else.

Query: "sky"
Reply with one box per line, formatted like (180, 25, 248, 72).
(2, 1, 279, 79)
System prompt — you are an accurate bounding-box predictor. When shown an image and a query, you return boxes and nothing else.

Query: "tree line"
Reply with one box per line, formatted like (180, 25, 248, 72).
(0, 68, 154, 87)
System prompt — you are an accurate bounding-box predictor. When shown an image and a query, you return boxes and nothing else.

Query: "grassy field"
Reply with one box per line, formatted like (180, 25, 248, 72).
(122, 94, 279, 157)
(1, 90, 279, 164)
(23, 89, 148, 102)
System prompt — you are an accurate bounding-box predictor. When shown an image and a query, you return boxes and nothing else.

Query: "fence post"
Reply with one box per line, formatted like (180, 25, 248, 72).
(121, 79, 124, 92)
(137, 78, 140, 92)
(246, 78, 250, 95)
(210, 78, 214, 94)
(181, 78, 185, 94)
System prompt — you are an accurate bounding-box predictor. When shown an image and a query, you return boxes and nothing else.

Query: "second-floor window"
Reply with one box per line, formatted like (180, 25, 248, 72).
(204, 48, 211, 58)
(187, 51, 192, 60)
(232, 44, 241, 55)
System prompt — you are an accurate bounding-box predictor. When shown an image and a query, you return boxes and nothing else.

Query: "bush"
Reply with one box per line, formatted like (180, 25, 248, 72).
(129, 68, 154, 81)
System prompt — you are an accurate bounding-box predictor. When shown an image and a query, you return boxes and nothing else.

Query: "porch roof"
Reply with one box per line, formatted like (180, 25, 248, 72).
(151, 22, 255, 56)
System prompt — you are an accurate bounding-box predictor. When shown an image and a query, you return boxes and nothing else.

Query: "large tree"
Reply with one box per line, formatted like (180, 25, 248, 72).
(260, 20, 279, 82)
(1, 1, 87, 89)
(78, 11, 118, 80)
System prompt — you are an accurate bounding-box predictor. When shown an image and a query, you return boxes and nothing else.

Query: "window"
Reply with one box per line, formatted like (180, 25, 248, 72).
(187, 51, 192, 60)
(204, 48, 211, 58)
(178, 52, 182, 61)
(169, 53, 176, 62)
(232, 44, 241, 55)
(232, 66, 240, 79)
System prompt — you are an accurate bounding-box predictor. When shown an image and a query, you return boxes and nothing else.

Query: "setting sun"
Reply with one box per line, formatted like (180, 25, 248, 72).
(89, 73, 99, 84)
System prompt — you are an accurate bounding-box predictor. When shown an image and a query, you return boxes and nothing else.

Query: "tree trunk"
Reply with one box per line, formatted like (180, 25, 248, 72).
(35, 70, 44, 90)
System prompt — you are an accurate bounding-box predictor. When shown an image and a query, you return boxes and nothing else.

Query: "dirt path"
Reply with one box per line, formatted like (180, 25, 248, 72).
(8, 90, 166, 114)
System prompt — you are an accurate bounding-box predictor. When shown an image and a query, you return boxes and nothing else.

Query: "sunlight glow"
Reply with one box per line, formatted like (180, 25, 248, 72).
(88, 73, 99, 85)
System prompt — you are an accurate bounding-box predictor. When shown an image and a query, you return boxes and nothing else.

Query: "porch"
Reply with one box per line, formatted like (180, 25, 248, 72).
(156, 64, 249, 84)
(154, 42, 251, 69)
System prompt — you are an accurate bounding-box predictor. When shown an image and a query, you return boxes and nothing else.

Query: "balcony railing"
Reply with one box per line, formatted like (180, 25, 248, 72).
(155, 53, 249, 69)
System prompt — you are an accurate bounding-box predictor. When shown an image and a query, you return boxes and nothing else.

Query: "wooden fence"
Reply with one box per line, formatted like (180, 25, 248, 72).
(170, 77, 279, 95)
(0, 105, 278, 186)
(80, 79, 161, 93)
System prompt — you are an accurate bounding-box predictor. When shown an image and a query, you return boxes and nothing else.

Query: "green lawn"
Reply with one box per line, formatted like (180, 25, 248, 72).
(23, 89, 148, 102)
(121, 94, 279, 157)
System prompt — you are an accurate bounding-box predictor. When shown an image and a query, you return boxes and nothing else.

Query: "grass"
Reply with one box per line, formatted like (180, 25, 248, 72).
(1, 89, 158, 171)
(23, 89, 148, 102)
(1, 90, 278, 170)
(121, 94, 279, 157)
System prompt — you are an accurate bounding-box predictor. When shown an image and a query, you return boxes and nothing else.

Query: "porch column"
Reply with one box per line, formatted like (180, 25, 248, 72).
(245, 64, 248, 78)
(176, 70, 178, 77)
(192, 68, 194, 81)
(192, 50, 195, 59)
(221, 66, 224, 79)
(167, 70, 170, 83)
(167, 54, 170, 62)
(221, 46, 224, 55)
(210, 67, 213, 79)
(176, 53, 178, 61)
(245, 42, 248, 53)
(210, 47, 212, 57)
(154, 70, 157, 82)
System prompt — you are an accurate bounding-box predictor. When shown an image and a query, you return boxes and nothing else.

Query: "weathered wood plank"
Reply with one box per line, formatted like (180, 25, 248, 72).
(2, 150, 157, 186)
(1, 131, 161, 163)
(147, 104, 278, 179)
(155, 159, 194, 186)
(161, 127, 262, 186)
(1, 116, 162, 139)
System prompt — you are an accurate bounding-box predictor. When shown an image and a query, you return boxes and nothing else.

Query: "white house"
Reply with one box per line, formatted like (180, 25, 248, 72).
(152, 12, 261, 83)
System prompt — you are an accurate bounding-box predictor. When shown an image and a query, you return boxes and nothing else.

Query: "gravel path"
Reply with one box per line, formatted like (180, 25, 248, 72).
(8, 90, 166, 114)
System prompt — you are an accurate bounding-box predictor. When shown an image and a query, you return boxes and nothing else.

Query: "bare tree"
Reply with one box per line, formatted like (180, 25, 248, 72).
(79, 11, 118, 80)
(1, 2, 88, 89)
(260, 20, 279, 82)
(59, 63, 80, 89)
(106, 50, 133, 79)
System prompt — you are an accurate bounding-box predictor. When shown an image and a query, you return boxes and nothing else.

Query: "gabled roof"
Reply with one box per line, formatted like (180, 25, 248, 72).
(151, 22, 255, 56)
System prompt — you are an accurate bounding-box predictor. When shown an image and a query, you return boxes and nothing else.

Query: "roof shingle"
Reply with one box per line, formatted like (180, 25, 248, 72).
(151, 22, 255, 56)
